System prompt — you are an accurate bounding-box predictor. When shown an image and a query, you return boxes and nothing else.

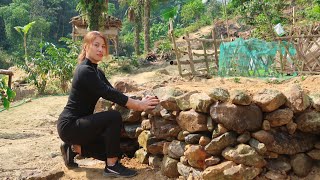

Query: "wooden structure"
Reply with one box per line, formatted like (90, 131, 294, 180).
(70, 14, 122, 55)
(169, 20, 320, 77)
(273, 23, 320, 74)
(0, 69, 13, 88)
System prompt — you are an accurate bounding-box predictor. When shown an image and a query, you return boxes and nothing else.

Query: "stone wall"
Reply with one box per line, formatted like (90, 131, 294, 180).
(95, 83, 320, 179)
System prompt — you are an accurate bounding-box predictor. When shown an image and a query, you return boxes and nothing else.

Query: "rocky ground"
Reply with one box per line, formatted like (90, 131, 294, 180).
(1, 61, 320, 179)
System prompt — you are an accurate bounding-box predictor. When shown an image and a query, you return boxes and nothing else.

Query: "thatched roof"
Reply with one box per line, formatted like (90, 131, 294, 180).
(70, 14, 122, 29)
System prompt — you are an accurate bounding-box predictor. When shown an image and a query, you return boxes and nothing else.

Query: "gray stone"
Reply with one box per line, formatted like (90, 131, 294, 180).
(204, 156, 220, 167)
(310, 94, 320, 111)
(264, 108, 293, 127)
(222, 144, 266, 168)
(249, 138, 267, 155)
(135, 148, 149, 164)
(210, 103, 263, 133)
(123, 123, 141, 138)
(176, 91, 199, 111)
(150, 116, 181, 139)
(161, 155, 180, 178)
(253, 129, 317, 155)
(307, 149, 320, 160)
(237, 132, 251, 144)
(168, 140, 186, 160)
(205, 132, 237, 155)
(230, 90, 252, 105)
(266, 156, 291, 172)
(207, 88, 230, 102)
(177, 162, 202, 179)
(291, 153, 313, 177)
(149, 155, 162, 168)
(296, 110, 320, 134)
(185, 134, 203, 144)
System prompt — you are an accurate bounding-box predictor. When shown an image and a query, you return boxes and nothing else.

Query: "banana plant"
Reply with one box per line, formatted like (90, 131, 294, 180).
(14, 21, 36, 61)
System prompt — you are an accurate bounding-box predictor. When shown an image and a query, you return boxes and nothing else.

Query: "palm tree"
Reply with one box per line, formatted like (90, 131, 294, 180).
(77, 0, 108, 31)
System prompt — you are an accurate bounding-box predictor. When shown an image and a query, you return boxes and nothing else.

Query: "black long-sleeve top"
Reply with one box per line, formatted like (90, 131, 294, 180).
(58, 58, 128, 123)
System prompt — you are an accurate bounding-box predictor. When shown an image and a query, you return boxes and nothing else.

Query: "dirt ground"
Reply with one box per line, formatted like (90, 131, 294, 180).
(1, 61, 320, 179)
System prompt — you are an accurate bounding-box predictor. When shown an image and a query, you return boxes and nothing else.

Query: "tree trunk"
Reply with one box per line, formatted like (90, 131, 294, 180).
(144, 0, 150, 54)
(134, 1, 143, 56)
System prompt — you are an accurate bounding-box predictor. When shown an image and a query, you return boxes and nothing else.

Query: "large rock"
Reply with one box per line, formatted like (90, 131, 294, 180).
(253, 89, 286, 112)
(176, 91, 199, 111)
(205, 132, 237, 155)
(113, 103, 141, 123)
(264, 108, 293, 127)
(296, 110, 320, 134)
(210, 103, 263, 133)
(266, 156, 291, 172)
(184, 145, 209, 169)
(150, 116, 181, 140)
(202, 161, 236, 180)
(114, 79, 139, 93)
(310, 94, 320, 111)
(177, 162, 202, 179)
(284, 84, 311, 113)
(167, 140, 186, 159)
(161, 156, 180, 178)
(202, 161, 261, 180)
(160, 95, 180, 111)
(190, 93, 214, 113)
(207, 88, 230, 102)
(222, 144, 267, 168)
(177, 109, 208, 133)
(291, 153, 313, 177)
(252, 129, 317, 155)
(230, 90, 252, 105)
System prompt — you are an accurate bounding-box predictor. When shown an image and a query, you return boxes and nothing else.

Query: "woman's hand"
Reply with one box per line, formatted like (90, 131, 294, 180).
(126, 95, 159, 111)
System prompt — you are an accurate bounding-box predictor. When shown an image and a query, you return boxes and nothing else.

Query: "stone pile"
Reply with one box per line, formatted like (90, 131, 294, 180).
(95, 83, 320, 179)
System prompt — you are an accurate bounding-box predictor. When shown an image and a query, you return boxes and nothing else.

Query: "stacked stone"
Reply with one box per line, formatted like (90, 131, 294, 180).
(134, 84, 320, 179)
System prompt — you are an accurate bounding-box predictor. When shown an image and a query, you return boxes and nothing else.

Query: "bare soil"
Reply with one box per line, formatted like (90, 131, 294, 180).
(1, 61, 320, 179)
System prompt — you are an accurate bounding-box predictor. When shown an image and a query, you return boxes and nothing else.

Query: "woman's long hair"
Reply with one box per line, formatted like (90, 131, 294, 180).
(78, 31, 109, 64)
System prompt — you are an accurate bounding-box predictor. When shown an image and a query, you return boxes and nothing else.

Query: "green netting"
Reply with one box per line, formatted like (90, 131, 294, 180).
(218, 38, 296, 77)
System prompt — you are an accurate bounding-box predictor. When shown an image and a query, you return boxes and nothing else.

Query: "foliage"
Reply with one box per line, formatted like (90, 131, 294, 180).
(16, 38, 79, 94)
(14, 21, 36, 59)
(0, 75, 16, 110)
(181, 0, 205, 23)
(236, 0, 290, 39)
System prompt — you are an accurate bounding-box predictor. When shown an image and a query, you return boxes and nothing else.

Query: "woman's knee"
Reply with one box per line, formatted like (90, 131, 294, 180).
(108, 110, 123, 126)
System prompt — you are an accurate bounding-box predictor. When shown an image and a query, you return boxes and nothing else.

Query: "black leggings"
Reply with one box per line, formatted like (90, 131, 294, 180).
(58, 110, 123, 161)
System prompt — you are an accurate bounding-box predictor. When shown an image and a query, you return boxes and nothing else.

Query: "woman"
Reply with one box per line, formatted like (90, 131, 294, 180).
(57, 31, 159, 178)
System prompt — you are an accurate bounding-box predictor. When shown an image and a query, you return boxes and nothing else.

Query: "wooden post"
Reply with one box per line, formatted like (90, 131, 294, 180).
(212, 27, 219, 69)
(223, 0, 230, 40)
(0, 70, 13, 89)
(201, 41, 210, 75)
(186, 32, 196, 75)
(169, 19, 182, 76)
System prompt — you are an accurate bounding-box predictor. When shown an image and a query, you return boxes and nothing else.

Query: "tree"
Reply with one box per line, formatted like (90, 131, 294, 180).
(77, 0, 108, 31)
(14, 21, 36, 60)
(144, 0, 150, 54)
(181, 0, 205, 23)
